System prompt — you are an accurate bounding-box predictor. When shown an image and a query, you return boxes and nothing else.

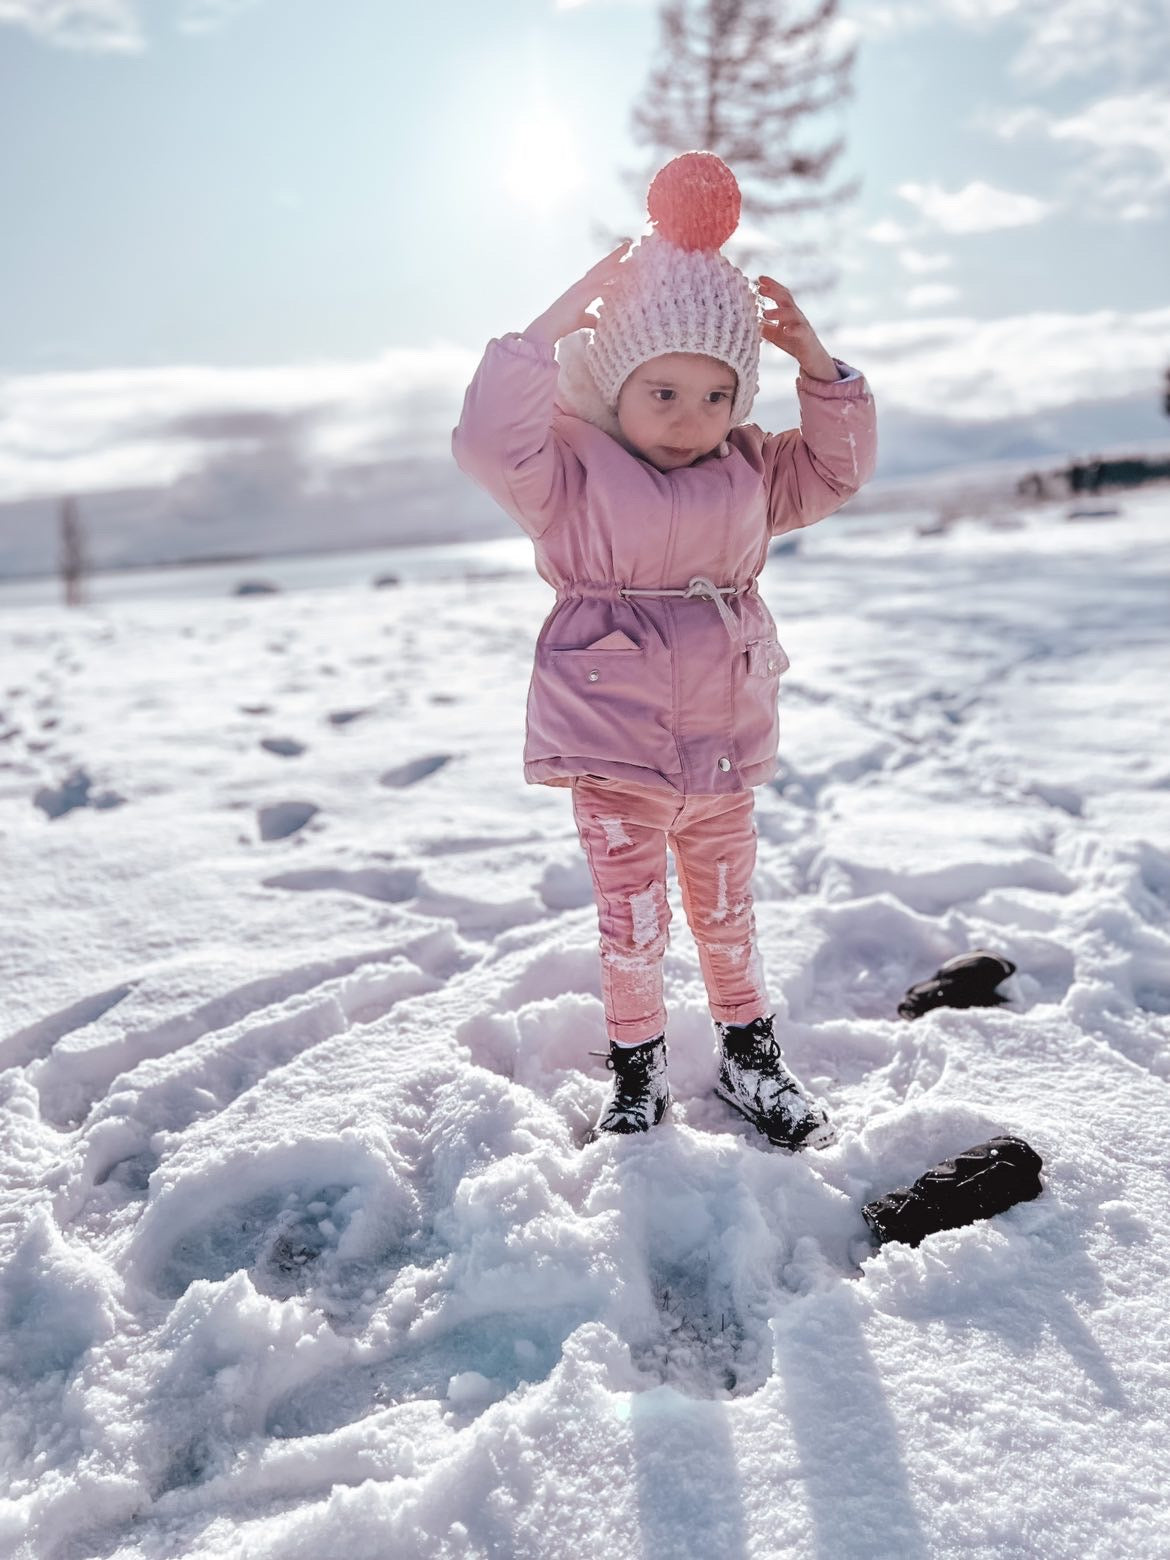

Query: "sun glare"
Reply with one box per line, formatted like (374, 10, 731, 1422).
(500, 103, 586, 214)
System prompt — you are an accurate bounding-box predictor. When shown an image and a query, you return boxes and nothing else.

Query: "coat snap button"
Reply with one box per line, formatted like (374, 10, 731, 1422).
(587, 668, 600, 682)
(718, 756, 731, 772)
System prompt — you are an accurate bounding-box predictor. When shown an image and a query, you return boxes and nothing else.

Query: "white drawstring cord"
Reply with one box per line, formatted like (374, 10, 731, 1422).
(619, 576, 744, 645)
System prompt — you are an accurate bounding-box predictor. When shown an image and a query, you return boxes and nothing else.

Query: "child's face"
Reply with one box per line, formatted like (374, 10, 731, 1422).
(616, 352, 737, 471)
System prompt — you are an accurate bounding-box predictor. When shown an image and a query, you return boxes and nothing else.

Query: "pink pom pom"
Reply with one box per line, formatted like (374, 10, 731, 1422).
(646, 151, 741, 252)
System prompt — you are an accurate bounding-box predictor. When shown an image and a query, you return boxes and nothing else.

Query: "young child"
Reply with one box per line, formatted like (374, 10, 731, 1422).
(452, 152, 877, 1150)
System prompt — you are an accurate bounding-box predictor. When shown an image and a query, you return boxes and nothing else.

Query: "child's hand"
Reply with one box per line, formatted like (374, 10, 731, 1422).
(522, 240, 634, 348)
(757, 276, 839, 382)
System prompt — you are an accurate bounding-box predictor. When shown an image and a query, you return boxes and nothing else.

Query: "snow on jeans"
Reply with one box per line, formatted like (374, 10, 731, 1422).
(570, 774, 769, 1045)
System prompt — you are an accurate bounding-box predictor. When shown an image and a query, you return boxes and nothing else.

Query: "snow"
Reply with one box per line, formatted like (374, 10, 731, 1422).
(1, 487, 1168, 1559)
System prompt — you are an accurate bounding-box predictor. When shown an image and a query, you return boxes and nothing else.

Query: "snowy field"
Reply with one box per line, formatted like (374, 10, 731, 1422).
(1, 489, 1168, 1559)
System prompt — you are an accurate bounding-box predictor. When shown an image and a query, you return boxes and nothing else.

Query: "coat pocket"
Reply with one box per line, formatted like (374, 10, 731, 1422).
(526, 640, 679, 774)
(745, 637, 790, 678)
(583, 629, 640, 652)
(734, 637, 785, 767)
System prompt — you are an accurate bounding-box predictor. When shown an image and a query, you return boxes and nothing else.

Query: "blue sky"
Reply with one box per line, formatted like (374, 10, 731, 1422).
(1, 0, 1168, 556)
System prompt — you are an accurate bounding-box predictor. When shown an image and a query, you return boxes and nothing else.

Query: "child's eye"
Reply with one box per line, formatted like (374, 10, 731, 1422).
(650, 389, 730, 403)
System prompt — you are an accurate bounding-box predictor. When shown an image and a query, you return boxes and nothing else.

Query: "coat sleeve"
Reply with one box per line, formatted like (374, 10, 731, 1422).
(450, 331, 578, 541)
(762, 358, 878, 538)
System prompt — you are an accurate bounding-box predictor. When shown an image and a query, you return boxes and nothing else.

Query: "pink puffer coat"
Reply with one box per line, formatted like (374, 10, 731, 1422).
(451, 329, 877, 796)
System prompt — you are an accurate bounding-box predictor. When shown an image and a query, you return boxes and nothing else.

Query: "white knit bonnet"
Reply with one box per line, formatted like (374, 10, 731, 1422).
(556, 152, 762, 441)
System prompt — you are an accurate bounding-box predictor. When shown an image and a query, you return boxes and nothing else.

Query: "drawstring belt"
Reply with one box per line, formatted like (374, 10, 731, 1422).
(619, 576, 746, 647)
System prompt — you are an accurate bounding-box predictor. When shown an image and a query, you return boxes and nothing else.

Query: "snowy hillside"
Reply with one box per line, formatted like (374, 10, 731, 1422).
(1, 490, 1168, 1559)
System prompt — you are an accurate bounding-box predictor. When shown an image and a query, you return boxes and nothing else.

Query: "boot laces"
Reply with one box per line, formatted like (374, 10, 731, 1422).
(750, 1036, 788, 1077)
(604, 1040, 661, 1115)
(724, 1021, 794, 1086)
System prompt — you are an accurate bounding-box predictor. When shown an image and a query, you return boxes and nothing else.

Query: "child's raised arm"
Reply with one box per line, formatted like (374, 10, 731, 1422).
(755, 276, 878, 535)
(521, 240, 632, 350)
(450, 243, 631, 539)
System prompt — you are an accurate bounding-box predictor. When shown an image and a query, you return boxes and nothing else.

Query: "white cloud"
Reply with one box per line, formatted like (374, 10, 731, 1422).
(863, 218, 913, 244)
(847, 0, 1021, 40)
(0, 0, 261, 50)
(0, 345, 476, 505)
(983, 106, 1050, 137)
(905, 282, 962, 309)
(900, 248, 955, 274)
(985, 87, 1170, 217)
(847, 0, 1170, 87)
(833, 302, 1170, 419)
(897, 178, 1055, 232)
(727, 221, 786, 254)
(1008, 0, 1170, 88)
(0, 0, 142, 51)
(177, 0, 261, 36)
(1047, 89, 1170, 187)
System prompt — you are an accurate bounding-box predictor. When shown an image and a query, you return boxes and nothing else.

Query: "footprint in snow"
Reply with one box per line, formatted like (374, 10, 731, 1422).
(267, 1305, 590, 1438)
(259, 737, 306, 758)
(630, 1260, 772, 1401)
(257, 800, 319, 841)
(151, 1182, 386, 1307)
(263, 865, 420, 902)
(34, 767, 126, 820)
(380, 753, 452, 788)
(1, 980, 136, 1071)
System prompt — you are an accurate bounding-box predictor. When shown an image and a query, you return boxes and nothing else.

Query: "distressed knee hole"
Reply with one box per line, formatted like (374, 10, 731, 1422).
(595, 814, 635, 853)
(698, 937, 755, 966)
(598, 881, 668, 957)
(629, 881, 665, 948)
(701, 860, 752, 927)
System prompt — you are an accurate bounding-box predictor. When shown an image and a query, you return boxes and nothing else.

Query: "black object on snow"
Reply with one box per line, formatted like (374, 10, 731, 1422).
(862, 1136, 1043, 1248)
(586, 1035, 671, 1142)
(898, 950, 1016, 1019)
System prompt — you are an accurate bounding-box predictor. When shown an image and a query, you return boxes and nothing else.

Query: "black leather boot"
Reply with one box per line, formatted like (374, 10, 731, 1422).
(586, 1034, 672, 1142)
(714, 1014, 836, 1150)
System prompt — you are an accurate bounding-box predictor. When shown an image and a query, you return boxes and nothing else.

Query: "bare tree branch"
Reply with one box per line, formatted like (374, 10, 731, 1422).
(623, 0, 859, 300)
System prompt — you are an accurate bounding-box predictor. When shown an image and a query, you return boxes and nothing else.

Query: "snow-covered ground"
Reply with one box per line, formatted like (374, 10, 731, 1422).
(1, 489, 1168, 1560)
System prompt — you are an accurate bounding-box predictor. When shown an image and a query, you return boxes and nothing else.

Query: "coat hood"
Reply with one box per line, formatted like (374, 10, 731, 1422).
(554, 329, 625, 443)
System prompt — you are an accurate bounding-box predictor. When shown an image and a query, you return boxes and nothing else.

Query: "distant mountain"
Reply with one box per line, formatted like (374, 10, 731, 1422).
(871, 390, 1168, 482)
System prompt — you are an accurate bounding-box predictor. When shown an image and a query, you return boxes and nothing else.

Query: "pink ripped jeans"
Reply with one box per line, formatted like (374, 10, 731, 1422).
(570, 774, 770, 1045)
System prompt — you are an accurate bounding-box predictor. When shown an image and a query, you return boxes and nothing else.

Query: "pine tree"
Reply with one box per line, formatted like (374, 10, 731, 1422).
(597, 0, 860, 304)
